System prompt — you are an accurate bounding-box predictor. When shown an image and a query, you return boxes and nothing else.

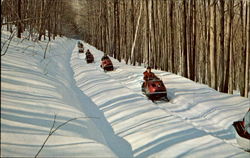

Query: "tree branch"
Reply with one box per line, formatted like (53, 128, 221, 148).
(1, 31, 16, 56)
(35, 115, 99, 158)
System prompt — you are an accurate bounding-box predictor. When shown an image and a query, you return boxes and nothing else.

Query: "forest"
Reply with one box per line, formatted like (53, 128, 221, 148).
(1, 0, 250, 98)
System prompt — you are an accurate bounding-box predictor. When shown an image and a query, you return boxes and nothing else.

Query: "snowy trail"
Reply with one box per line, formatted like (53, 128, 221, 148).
(105, 58, 249, 145)
(2, 27, 249, 157)
(87, 45, 249, 146)
(71, 43, 249, 157)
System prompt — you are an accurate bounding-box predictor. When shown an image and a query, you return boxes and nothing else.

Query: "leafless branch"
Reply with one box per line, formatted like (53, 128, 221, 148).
(1, 31, 16, 56)
(35, 115, 99, 158)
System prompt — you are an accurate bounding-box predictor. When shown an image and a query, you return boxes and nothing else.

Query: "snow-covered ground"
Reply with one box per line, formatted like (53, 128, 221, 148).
(1, 31, 118, 157)
(1, 29, 249, 157)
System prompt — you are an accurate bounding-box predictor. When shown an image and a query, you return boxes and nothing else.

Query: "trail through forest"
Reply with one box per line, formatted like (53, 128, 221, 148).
(1, 28, 249, 157)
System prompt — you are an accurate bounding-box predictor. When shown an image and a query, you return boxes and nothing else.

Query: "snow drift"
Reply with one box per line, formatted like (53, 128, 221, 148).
(1, 30, 124, 157)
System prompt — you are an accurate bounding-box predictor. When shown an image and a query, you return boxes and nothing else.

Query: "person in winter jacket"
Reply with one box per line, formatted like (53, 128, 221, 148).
(77, 41, 81, 46)
(143, 66, 159, 81)
(78, 41, 83, 48)
(86, 49, 91, 55)
(243, 108, 250, 134)
(101, 54, 109, 61)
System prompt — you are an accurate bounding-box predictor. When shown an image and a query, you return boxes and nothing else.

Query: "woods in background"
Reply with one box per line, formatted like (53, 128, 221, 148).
(79, 0, 250, 98)
(1, 0, 65, 41)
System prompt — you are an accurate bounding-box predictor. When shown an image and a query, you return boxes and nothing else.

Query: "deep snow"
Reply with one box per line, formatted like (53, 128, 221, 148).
(1, 29, 250, 157)
(1, 30, 117, 157)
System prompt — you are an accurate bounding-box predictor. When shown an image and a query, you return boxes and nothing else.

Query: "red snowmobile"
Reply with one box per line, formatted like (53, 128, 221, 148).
(142, 78, 168, 102)
(85, 52, 94, 63)
(233, 119, 250, 151)
(100, 55, 113, 71)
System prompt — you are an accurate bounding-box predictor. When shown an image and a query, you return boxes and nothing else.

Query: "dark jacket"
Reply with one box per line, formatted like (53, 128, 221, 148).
(143, 71, 158, 81)
(101, 55, 109, 61)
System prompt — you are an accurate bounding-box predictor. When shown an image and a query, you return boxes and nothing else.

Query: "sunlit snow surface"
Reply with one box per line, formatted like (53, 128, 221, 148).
(1, 29, 249, 157)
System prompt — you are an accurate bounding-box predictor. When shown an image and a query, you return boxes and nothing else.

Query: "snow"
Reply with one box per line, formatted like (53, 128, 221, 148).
(1, 29, 250, 157)
(1, 30, 117, 157)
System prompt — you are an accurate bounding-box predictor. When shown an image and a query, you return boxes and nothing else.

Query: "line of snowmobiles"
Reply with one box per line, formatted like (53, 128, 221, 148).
(77, 42, 114, 71)
(78, 42, 84, 53)
(78, 42, 94, 64)
(77, 42, 249, 151)
(77, 41, 168, 103)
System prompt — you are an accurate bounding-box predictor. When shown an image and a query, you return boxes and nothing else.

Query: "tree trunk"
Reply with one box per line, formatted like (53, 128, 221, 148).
(225, 0, 234, 93)
(131, 1, 142, 65)
(17, 0, 22, 38)
(218, 0, 225, 92)
(210, 0, 217, 90)
(245, 2, 250, 97)
(170, 0, 175, 73)
(183, 0, 188, 77)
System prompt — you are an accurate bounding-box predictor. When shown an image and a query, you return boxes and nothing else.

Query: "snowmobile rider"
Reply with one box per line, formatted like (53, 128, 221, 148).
(143, 66, 159, 81)
(78, 41, 83, 48)
(101, 54, 109, 61)
(86, 49, 91, 55)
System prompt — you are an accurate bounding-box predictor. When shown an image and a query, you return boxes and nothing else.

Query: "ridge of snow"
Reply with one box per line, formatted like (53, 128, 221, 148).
(1, 30, 117, 157)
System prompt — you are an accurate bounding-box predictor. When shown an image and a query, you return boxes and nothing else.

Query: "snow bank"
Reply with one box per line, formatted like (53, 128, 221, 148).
(1, 30, 116, 157)
(71, 43, 249, 157)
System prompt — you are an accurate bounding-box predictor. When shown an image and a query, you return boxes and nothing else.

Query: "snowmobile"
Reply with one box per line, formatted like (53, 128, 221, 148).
(100, 56, 113, 71)
(141, 77, 168, 102)
(233, 121, 250, 151)
(79, 48, 84, 53)
(85, 52, 94, 63)
(78, 42, 84, 53)
(78, 41, 83, 48)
